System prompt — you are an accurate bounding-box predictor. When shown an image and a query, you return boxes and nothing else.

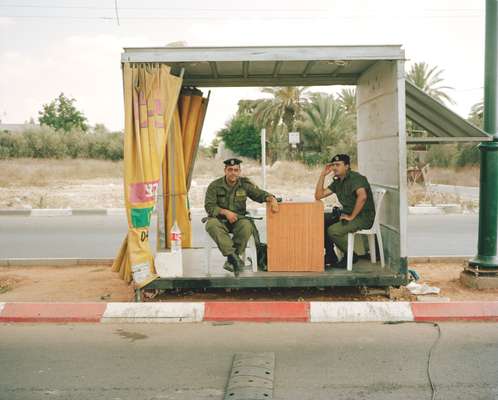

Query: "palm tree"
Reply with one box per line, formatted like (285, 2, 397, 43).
(407, 62, 455, 105)
(253, 87, 309, 133)
(468, 99, 483, 129)
(337, 87, 356, 115)
(299, 93, 351, 155)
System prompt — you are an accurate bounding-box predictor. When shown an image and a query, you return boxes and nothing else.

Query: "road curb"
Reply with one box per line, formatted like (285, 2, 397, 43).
(0, 208, 125, 217)
(0, 258, 114, 267)
(0, 207, 478, 216)
(0, 256, 470, 267)
(1, 301, 497, 323)
(408, 256, 471, 263)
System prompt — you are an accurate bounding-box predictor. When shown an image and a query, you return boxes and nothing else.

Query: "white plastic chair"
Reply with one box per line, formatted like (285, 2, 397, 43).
(203, 221, 258, 275)
(346, 188, 386, 271)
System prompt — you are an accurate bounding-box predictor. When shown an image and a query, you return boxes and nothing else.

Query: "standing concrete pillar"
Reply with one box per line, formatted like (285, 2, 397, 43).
(469, 0, 498, 269)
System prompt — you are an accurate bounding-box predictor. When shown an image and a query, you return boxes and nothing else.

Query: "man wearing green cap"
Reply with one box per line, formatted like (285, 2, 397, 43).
(204, 158, 279, 276)
(314, 154, 375, 268)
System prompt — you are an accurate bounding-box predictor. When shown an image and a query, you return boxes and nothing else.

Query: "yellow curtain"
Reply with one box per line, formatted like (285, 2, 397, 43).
(113, 63, 182, 284)
(162, 88, 209, 249)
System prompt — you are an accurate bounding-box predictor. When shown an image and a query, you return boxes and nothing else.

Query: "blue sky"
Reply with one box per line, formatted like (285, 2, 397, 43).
(0, 0, 486, 144)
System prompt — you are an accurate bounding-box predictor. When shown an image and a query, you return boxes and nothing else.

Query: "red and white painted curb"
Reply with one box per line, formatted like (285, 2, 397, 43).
(1, 301, 498, 323)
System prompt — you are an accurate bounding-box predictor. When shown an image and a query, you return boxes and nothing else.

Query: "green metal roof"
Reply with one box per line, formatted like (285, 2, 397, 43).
(406, 81, 490, 143)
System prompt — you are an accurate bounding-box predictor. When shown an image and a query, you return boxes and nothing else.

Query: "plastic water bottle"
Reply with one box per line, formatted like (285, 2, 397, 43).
(170, 221, 182, 252)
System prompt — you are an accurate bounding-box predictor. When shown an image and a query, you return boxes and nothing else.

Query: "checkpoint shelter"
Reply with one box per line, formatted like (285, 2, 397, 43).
(114, 45, 489, 297)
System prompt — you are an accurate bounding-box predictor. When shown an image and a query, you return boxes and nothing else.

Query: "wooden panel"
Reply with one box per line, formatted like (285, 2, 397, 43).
(267, 202, 324, 272)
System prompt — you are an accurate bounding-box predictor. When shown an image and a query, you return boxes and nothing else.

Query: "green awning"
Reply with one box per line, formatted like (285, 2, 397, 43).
(406, 81, 490, 143)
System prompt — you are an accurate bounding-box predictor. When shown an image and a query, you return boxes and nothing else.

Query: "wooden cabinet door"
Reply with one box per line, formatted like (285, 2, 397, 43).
(267, 201, 324, 272)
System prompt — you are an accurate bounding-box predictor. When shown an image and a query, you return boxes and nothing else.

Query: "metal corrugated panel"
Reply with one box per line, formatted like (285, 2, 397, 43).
(405, 81, 490, 143)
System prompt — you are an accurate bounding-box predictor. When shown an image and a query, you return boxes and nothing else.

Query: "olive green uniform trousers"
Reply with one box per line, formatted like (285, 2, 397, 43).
(326, 215, 374, 254)
(205, 217, 253, 257)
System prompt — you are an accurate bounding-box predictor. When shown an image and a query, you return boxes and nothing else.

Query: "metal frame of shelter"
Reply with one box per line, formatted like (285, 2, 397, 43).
(121, 45, 489, 292)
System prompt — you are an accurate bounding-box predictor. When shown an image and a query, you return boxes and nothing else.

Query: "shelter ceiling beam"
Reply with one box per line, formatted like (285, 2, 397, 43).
(407, 136, 492, 143)
(182, 74, 359, 87)
(272, 61, 283, 78)
(209, 62, 219, 79)
(301, 61, 316, 77)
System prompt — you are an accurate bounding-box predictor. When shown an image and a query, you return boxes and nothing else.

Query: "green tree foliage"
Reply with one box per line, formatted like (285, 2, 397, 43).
(468, 100, 484, 129)
(337, 87, 357, 115)
(253, 87, 309, 133)
(297, 92, 357, 165)
(219, 114, 261, 160)
(299, 93, 351, 158)
(38, 93, 88, 132)
(452, 100, 484, 167)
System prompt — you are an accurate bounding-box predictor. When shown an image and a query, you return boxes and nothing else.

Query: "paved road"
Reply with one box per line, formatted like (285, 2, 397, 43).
(0, 213, 479, 259)
(0, 322, 497, 400)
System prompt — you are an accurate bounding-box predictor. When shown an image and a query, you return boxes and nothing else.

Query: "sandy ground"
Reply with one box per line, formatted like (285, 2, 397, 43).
(0, 262, 497, 302)
(0, 265, 134, 302)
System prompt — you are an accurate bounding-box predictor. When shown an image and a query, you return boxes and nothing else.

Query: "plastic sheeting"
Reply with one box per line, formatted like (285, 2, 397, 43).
(162, 88, 209, 249)
(113, 64, 182, 284)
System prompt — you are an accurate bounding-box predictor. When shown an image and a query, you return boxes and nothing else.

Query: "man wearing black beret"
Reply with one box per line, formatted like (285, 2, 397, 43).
(314, 154, 375, 268)
(204, 158, 279, 276)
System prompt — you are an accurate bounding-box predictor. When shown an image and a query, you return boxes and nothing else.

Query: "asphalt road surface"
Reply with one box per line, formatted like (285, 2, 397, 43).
(0, 322, 497, 400)
(0, 213, 479, 259)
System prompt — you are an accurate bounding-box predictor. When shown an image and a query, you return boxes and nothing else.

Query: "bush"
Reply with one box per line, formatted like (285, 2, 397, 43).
(219, 115, 261, 160)
(0, 127, 123, 160)
(302, 151, 328, 166)
(455, 143, 480, 167)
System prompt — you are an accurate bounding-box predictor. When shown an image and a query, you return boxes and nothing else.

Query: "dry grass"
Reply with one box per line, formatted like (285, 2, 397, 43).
(429, 166, 479, 186)
(0, 156, 480, 209)
(0, 159, 123, 187)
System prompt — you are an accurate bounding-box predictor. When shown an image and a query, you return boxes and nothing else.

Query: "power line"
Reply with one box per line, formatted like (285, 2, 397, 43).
(0, 14, 484, 20)
(0, 5, 326, 12)
(0, 15, 330, 21)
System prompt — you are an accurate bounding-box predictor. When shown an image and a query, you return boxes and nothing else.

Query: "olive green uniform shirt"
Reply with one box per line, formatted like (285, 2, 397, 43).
(327, 170, 375, 223)
(205, 176, 272, 217)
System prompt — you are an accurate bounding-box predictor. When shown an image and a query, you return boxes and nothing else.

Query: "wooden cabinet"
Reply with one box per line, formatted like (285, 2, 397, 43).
(266, 201, 324, 272)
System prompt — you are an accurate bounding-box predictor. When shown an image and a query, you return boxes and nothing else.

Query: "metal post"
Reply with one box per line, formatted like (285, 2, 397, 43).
(261, 128, 266, 190)
(469, 0, 498, 269)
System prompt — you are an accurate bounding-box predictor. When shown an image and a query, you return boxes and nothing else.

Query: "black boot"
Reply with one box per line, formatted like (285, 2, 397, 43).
(336, 253, 359, 269)
(227, 253, 244, 277)
(324, 242, 338, 268)
(222, 261, 234, 273)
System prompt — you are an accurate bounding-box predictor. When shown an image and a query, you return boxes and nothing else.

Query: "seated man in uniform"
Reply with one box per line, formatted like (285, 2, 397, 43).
(204, 158, 279, 277)
(314, 154, 375, 268)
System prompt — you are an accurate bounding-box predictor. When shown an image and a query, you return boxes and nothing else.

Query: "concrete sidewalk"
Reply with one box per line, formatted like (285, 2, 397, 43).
(1, 301, 497, 323)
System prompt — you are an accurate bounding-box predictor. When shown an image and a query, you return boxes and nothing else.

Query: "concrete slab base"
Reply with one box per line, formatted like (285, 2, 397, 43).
(460, 271, 498, 289)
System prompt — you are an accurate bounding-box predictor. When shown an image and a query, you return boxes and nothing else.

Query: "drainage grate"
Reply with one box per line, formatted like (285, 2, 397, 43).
(224, 352, 275, 400)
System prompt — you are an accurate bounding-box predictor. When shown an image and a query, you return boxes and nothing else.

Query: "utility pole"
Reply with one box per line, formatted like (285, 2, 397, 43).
(261, 128, 267, 190)
(468, 0, 498, 272)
